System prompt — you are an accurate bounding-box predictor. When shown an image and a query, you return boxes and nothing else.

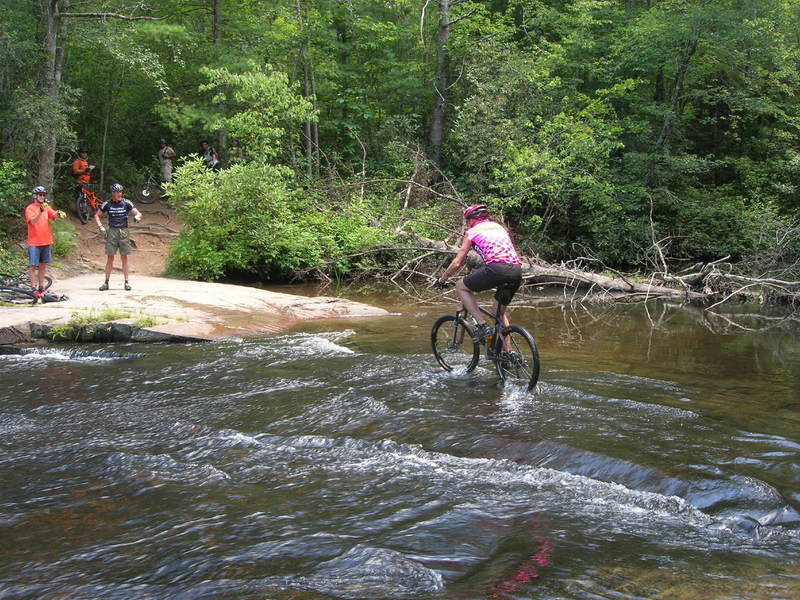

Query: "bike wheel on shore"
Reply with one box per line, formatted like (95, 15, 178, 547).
(493, 325, 540, 390)
(1, 273, 52, 291)
(0, 287, 38, 305)
(431, 315, 480, 372)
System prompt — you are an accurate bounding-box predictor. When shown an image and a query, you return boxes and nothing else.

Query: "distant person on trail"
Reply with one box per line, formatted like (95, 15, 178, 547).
(200, 140, 220, 171)
(94, 183, 142, 291)
(25, 186, 66, 299)
(228, 138, 244, 163)
(158, 138, 177, 183)
(71, 147, 94, 202)
(435, 204, 523, 342)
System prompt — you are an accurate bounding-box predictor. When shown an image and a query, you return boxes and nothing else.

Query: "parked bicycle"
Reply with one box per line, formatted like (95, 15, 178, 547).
(431, 299, 540, 390)
(75, 184, 103, 224)
(0, 270, 53, 304)
(133, 173, 161, 204)
(1, 270, 52, 291)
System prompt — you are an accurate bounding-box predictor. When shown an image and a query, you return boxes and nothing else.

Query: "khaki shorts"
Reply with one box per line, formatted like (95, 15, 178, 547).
(105, 227, 133, 255)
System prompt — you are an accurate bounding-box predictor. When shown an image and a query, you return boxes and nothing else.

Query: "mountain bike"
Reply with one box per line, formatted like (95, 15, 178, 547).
(0, 286, 39, 304)
(133, 173, 161, 204)
(431, 299, 540, 390)
(75, 184, 103, 224)
(1, 270, 52, 291)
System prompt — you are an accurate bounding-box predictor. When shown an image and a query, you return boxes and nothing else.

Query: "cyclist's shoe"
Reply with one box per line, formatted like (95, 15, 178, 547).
(99, 282, 109, 291)
(472, 323, 494, 343)
(124, 282, 131, 291)
(32, 289, 44, 304)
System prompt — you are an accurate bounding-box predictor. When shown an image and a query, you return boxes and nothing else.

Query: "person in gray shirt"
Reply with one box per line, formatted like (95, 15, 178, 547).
(158, 138, 177, 183)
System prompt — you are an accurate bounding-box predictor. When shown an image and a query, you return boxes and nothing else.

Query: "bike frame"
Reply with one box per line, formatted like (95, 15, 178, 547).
(453, 304, 509, 355)
(80, 185, 102, 210)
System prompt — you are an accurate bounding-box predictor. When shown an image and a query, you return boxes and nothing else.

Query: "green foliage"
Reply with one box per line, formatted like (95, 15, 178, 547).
(51, 218, 77, 258)
(0, 160, 27, 240)
(166, 160, 389, 280)
(132, 315, 158, 328)
(200, 63, 315, 162)
(4, 0, 800, 278)
(0, 246, 22, 274)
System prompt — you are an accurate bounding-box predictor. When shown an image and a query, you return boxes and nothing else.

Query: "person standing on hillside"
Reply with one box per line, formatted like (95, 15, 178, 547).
(200, 140, 220, 170)
(94, 183, 142, 291)
(71, 147, 94, 202)
(24, 186, 66, 298)
(158, 138, 177, 183)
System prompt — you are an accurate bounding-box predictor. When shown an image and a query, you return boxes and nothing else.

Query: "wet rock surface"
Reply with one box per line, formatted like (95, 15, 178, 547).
(0, 274, 388, 344)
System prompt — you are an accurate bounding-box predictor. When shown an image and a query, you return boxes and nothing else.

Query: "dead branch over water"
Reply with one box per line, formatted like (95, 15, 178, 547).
(323, 176, 800, 312)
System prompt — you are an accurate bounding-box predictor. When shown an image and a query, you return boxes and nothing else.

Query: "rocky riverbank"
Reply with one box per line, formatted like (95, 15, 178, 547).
(0, 274, 388, 346)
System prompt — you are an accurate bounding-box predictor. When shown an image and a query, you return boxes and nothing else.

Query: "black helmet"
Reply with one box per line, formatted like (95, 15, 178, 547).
(159, 138, 166, 144)
(110, 183, 123, 192)
(463, 204, 489, 221)
(78, 147, 88, 153)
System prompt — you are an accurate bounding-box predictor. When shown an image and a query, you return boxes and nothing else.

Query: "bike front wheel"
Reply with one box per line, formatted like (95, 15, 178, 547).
(431, 315, 480, 373)
(0, 286, 37, 305)
(75, 193, 90, 224)
(493, 325, 540, 390)
(134, 183, 159, 204)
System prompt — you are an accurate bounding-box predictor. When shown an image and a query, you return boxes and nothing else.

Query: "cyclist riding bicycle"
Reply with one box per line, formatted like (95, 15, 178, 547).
(435, 204, 523, 342)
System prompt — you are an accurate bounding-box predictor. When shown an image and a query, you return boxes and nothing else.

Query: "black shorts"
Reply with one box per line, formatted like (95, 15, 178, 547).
(463, 262, 523, 305)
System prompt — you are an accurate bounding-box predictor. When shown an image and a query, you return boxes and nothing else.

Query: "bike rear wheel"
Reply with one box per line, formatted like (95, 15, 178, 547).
(431, 315, 480, 373)
(493, 325, 540, 390)
(0, 286, 37, 305)
(76, 193, 90, 223)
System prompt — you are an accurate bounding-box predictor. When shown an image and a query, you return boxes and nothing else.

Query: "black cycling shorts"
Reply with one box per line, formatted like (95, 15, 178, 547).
(463, 262, 523, 305)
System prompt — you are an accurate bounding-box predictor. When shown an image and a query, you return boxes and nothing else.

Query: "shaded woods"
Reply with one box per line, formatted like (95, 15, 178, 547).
(1, 1, 799, 307)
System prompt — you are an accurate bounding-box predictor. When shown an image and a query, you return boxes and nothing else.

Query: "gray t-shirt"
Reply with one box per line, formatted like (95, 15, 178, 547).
(158, 145, 175, 169)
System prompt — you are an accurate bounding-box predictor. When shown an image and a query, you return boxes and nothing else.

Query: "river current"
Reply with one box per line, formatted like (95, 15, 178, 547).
(1, 291, 798, 599)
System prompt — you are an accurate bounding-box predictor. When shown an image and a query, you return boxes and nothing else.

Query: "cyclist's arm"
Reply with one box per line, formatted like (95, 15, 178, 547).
(93, 204, 105, 228)
(438, 235, 472, 283)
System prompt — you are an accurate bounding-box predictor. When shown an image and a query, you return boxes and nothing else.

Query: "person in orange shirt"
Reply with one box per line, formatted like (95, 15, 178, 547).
(25, 186, 66, 297)
(71, 147, 94, 202)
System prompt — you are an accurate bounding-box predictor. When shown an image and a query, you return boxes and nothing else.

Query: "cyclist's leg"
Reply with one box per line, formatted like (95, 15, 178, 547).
(456, 278, 486, 325)
(461, 264, 518, 326)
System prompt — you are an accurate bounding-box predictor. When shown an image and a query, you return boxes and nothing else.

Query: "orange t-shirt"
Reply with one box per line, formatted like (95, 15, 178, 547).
(72, 158, 90, 184)
(25, 203, 56, 246)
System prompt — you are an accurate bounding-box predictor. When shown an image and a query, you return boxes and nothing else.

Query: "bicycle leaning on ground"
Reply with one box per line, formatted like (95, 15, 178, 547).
(431, 284, 541, 390)
(0, 270, 53, 304)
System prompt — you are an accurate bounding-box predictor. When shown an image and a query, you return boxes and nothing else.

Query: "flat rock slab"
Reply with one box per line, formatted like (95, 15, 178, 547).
(0, 274, 388, 342)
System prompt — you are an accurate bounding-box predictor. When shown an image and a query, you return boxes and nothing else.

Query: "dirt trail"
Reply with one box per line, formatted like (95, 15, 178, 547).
(52, 195, 180, 281)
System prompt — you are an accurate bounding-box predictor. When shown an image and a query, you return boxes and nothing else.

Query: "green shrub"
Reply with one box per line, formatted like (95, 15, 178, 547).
(0, 245, 23, 274)
(166, 160, 391, 281)
(51, 218, 77, 258)
(0, 160, 26, 240)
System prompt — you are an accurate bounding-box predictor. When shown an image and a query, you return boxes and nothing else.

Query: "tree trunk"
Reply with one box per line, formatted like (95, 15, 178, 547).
(37, 0, 63, 190)
(212, 0, 227, 160)
(294, 0, 316, 178)
(646, 19, 699, 186)
(428, 0, 450, 169)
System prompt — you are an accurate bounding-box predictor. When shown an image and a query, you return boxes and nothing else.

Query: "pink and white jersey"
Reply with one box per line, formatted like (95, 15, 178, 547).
(466, 220, 521, 265)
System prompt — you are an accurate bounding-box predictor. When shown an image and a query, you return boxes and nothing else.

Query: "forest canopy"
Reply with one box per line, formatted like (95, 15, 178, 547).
(1, 0, 799, 282)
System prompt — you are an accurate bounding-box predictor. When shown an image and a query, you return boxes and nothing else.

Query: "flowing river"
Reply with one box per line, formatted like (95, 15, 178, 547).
(1, 290, 798, 599)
